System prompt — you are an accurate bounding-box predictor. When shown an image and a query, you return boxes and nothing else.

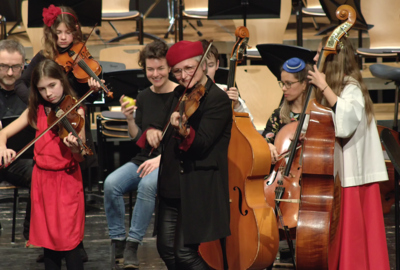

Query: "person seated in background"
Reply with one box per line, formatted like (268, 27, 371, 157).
(200, 39, 254, 122)
(103, 40, 178, 269)
(0, 39, 34, 246)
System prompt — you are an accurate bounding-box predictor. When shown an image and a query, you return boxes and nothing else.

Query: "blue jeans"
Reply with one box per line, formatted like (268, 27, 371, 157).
(104, 162, 158, 243)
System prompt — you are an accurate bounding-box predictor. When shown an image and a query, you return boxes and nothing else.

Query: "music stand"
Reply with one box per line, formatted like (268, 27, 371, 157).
(207, 0, 280, 26)
(318, 0, 373, 48)
(27, 0, 101, 27)
(100, 69, 152, 106)
(256, 44, 315, 81)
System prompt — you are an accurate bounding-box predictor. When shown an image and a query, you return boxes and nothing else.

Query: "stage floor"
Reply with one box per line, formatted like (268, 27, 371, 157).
(0, 186, 397, 269)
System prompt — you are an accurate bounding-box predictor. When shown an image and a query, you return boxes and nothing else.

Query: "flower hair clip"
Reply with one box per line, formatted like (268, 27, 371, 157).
(42, 4, 78, 27)
(42, 4, 62, 27)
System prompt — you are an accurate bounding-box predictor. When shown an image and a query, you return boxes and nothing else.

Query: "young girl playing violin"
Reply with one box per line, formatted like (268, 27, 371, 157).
(14, 5, 97, 260)
(0, 59, 100, 270)
(262, 57, 311, 163)
(15, 4, 94, 103)
(308, 36, 390, 270)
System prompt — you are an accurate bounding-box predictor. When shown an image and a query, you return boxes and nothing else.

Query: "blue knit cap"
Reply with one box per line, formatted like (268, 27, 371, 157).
(282, 57, 306, 73)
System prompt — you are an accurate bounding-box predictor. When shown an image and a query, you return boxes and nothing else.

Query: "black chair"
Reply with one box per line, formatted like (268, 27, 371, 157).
(256, 43, 315, 81)
(101, 0, 160, 44)
(381, 128, 400, 270)
(101, 69, 151, 106)
(0, 116, 34, 243)
(369, 64, 400, 131)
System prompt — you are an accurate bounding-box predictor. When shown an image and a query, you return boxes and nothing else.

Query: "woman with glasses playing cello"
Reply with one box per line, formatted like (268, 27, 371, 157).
(262, 57, 311, 163)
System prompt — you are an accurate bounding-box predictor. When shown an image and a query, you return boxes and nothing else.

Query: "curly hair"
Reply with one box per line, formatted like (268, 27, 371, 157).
(138, 40, 169, 69)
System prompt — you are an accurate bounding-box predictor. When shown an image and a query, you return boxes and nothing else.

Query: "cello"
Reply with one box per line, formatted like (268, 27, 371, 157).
(295, 5, 356, 270)
(199, 26, 279, 270)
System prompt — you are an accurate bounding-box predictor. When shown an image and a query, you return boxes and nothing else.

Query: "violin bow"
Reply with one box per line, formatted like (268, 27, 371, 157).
(0, 88, 97, 170)
(69, 23, 98, 67)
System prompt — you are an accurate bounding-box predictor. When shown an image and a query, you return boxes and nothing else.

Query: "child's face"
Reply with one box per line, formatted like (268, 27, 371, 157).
(56, 22, 74, 48)
(206, 55, 219, 81)
(145, 57, 171, 89)
(37, 76, 64, 104)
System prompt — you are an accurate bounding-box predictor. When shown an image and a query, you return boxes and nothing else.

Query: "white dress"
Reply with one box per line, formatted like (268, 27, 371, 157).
(333, 76, 388, 187)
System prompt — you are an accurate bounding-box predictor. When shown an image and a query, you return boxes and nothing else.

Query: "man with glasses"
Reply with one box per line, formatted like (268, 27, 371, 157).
(0, 39, 34, 246)
(145, 40, 232, 269)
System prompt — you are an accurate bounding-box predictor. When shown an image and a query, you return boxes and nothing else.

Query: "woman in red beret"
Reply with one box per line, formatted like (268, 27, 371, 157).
(146, 40, 232, 269)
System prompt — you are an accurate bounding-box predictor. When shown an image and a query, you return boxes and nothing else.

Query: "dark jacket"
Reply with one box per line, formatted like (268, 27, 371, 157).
(157, 77, 232, 244)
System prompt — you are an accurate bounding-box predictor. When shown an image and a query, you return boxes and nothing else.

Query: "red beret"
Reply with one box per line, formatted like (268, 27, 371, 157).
(166, 41, 204, 67)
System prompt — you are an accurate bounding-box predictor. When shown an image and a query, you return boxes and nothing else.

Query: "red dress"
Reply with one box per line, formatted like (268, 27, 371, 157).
(329, 183, 390, 270)
(29, 105, 85, 251)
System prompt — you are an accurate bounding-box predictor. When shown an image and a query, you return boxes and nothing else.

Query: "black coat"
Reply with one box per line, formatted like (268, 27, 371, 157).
(157, 78, 232, 244)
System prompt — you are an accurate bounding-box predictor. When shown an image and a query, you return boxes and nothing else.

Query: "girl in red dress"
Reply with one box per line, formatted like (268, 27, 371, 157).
(0, 59, 100, 270)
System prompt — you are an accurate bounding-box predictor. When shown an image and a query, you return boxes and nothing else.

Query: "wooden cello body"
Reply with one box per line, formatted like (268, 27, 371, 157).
(200, 112, 279, 270)
(295, 5, 357, 269)
(264, 121, 301, 229)
(199, 27, 279, 270)
(295, 100, 342, 270)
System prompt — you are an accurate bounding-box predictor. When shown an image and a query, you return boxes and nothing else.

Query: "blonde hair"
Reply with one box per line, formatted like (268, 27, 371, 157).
(42, 6, 82, 60)
(280, 64, 312, 124)
(316, 36, 374, 124)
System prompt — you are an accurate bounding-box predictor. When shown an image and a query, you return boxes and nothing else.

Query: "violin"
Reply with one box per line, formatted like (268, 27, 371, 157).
(0, 84, 107, 170)
(148, 42, 213, 154)
(56, 42, 102, 83)
(55, 25, 113, 98)
(178, 84, 206, 135)
(47, 95, 93, 155)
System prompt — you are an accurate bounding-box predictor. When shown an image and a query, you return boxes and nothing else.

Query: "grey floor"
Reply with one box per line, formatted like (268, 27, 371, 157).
(0, 187, 396, 270)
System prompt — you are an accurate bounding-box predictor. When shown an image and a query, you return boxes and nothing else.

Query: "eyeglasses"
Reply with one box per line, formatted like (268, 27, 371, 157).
(278, 81, 299, 89)
(0, 64, 23, 73)
(172, 66, 196, 77)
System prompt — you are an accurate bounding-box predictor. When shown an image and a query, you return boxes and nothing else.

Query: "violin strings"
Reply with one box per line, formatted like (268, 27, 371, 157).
(78, 60, 106, 89)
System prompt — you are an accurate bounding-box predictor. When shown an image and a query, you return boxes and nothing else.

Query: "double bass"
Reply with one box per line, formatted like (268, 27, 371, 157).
(199, 27, 279, 270)
(295, 5, 357, 270)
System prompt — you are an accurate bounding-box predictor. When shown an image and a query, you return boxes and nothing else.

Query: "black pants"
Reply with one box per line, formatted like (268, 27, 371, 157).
(0, 159, 33, 240)
(44, 245, 83, 270)
(156, 197, 210, 270)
